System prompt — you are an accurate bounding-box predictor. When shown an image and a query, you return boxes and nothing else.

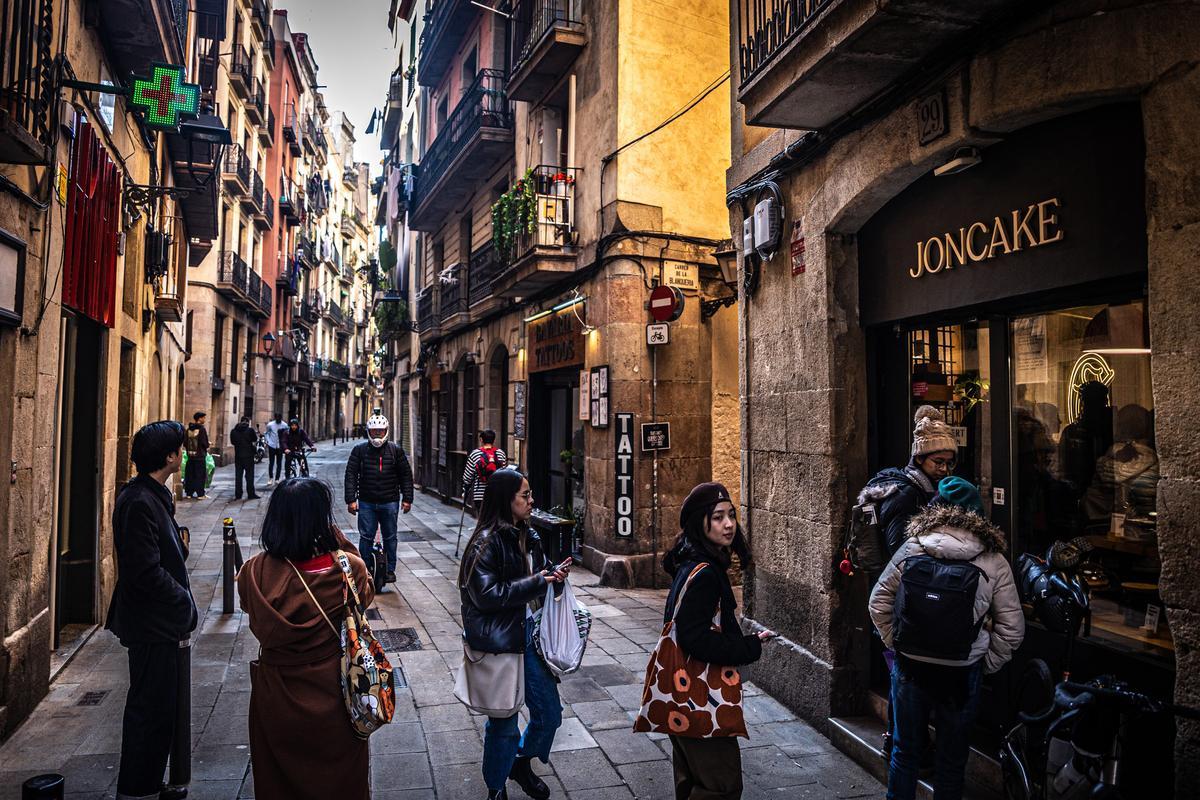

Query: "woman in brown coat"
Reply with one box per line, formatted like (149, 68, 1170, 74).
(237, 477, 375, 799)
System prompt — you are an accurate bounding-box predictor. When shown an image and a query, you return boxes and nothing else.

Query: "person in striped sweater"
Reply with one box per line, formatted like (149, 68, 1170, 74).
(463, 429, 508, 505)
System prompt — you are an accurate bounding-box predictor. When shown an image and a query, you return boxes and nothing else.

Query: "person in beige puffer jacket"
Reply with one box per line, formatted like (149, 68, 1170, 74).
(869, 476, 1025, 800)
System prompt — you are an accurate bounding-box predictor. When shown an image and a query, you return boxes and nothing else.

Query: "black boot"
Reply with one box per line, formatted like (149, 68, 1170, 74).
(509, 756, 550, 800)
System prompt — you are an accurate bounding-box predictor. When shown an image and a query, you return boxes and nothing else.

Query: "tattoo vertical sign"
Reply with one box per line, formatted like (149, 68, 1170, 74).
(614, 413, 634, 537)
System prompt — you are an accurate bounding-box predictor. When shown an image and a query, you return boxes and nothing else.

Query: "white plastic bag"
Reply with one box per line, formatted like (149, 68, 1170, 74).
(537, 579, 591, 676)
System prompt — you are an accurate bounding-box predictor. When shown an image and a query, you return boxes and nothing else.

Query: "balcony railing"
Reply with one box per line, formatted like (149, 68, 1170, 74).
(259, 281, 273, 317)
(508, 0, 586, 100)
(248, 169, 265, 212)
(297, 360, 312, 383)
(412, 69, 511, 222)
(296, 231, 316, 267)
(0, 0, 53, 163)
(279, 177, 300, 225)
(327, 301, 344, 326)
(512, 165, 577, 259)
(416, 286, 436, 334)
(297, 296, 321, 326)
(258, 188, 274, 229)
(222, 143, 251, 194)
(418, 0, 475, 88)
(246, 79, 266, 125)
(282, 104, 300, 153)
(259, 104, 275, 146)
(439, 263, 468, 321)
(737, 0, 832, 86)
(218, 251, 249, 299)
(354, 364, 368, 381)
(328, 360, 350, 381)
(263, 21, 276, 65)
(230, 44, 252, 97)
(468, 240, 503, 306)
(248, 269, 262, 309)
(302, 114, 316, 154)
(251, 0, 271, 37)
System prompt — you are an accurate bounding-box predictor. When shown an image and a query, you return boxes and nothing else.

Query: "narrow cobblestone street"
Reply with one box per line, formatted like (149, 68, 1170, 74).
(0, 441, 879, 799)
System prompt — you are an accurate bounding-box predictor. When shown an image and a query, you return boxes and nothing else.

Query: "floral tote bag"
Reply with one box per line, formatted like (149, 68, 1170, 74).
(633, 563, 747, 739)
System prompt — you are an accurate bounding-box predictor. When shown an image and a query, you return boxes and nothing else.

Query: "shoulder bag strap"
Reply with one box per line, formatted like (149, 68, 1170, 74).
(286, 559, 340, 639)
(334, 549, 368, 617)
(668, 562, 711, 621)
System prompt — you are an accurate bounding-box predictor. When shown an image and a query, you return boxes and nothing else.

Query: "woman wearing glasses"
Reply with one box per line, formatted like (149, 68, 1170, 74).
(858, 405, 961, 559)
(458, 468, 569, 800)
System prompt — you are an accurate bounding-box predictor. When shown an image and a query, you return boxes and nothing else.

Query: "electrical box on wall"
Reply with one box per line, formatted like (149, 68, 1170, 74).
(742, 217, 754, 257)
(754, 197, 781, 254)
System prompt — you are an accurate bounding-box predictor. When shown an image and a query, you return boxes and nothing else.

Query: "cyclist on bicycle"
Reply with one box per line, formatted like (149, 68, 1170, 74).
(283, 418, 315, 477)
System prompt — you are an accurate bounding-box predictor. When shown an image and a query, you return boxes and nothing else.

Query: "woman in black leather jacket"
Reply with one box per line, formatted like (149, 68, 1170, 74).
(458, 469, 569, 800)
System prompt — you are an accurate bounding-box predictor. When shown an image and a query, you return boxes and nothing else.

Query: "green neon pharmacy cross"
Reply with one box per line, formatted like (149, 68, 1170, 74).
(129, 64, 200, 130)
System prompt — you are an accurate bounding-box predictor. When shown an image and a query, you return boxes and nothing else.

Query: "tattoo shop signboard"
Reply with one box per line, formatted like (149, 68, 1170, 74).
(528, 308, 585, 374)
(614, 413, 634, 537)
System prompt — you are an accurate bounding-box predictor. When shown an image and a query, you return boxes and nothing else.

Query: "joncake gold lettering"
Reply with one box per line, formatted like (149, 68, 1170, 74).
(905, 197, 1065, 279)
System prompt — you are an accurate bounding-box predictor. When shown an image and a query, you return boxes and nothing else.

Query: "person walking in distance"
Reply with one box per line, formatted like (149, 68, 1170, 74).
(237, 478, 376, 800)
(655, 482, 773, 800)
(869, 477, 1025, 800)
(182, 411, 209, 499)
(264, 412, 288, 485)
(106, 421, 198, 800)
(283, 417, 315, 477)
(230, 416, 259, 500)
(463, 429, 507, 506)
(459, 469, 569, 800)
(345, 414, 413, 585)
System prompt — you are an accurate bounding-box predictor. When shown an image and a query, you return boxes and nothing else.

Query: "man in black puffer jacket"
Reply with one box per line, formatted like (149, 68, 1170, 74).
(345, 414, 413, 586)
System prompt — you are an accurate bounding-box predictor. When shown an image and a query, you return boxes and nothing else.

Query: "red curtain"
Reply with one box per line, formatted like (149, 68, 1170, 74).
(62, 115, 120, 327)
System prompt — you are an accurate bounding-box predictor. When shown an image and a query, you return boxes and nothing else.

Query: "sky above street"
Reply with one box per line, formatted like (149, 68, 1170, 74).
(278, 0, 399, 174)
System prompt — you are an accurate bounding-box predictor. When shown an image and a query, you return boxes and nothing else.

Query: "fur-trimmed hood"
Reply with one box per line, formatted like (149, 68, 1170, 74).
(905, 504, 1007, 557)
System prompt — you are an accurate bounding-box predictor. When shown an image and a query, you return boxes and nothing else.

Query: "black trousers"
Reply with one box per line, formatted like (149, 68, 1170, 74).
(267, 447, 283, 479)
(234, 456, 256, 498)
(670, 735, 743, 799)
(183, 455, 206, 496)
(118, 641, 179, 797)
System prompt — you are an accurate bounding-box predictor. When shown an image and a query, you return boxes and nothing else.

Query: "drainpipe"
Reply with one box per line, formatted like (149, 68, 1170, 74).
(567, 74, 577, 171)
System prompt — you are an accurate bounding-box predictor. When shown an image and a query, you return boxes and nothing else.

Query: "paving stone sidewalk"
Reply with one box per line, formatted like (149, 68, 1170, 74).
(0, 441, 881, 799)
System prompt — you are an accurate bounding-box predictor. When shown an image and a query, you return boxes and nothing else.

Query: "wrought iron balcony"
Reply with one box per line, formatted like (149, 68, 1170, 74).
(222, 143, 251, 196)
(259, 104, 275, 147)
(257, 187, 274, 230)
(279, 177, 301, 225)
(230, 44, 252, 98)
(354, 364, 368, 382)
(275, 262, 298, 296)
(416, 285, 438, 335)
(468, 240, 503, 307)
(735, 0, 1020, 128)
(243, 168, 265, 215)
(492, 165, 578, 298)
(438, 263, 468, 326)
(327, 360, 350, 381)
(248, 269, 263, 311)
(246, 79, 266, 125)
(217, 251, 250, 302)
(302, 113, 316, 155)
(262, 20, 276, 66)
(282, 104, 300, 154)
(410, 69, 513, 231)
(417, 0, 476, 88)
(251, 0, 271, 39)
(508, 0, 586, 102)
(259, 280, 273, 318)
(327, 301, 344, 326)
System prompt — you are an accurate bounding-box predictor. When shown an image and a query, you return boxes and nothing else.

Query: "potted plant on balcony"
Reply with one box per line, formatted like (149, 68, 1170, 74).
(550, 171, 575, 197)
(491, 168, 538, 264)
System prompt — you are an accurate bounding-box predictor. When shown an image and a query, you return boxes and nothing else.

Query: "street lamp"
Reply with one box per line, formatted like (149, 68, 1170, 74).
(262, 330, 276, 355)
(702, 243, 739, 320)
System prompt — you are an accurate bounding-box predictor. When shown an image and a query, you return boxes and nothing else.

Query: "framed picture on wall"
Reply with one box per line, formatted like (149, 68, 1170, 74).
(590, 365, 609, 427)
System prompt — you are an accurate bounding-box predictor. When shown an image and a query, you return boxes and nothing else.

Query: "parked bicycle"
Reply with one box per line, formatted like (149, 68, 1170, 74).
(1001, 675, 1200, 799)
(284, 446, 314, 478)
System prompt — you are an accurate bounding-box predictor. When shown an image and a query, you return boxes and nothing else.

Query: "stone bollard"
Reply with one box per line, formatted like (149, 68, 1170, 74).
(222, 517, 243, 614)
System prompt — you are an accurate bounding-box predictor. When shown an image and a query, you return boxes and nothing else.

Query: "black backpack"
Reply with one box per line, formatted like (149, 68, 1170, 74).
(843, 499, 889, 575)
(893, 548, 988, 661)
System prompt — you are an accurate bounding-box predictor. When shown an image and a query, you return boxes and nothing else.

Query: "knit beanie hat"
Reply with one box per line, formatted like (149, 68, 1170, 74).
(679, 482, 733, 529)
(911, 405, 958, 457)
(933, 476, 985, 517)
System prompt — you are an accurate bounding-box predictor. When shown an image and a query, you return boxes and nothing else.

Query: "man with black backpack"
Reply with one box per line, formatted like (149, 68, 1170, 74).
(345, 414, 414, 587)
(869, 477, 1025, 800)
(462, 429, 507, 506)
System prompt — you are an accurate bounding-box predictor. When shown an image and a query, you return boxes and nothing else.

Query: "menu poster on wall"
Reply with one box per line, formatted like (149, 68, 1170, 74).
(1014, 314, 1049, 384)
(513, 382, 527, 440)
(590, 365, 610, 427)
(614, 413, 635, 537)
(579, 369, 590, 421)
(437, 415, 448, 468)
(413, 415, 422, 460)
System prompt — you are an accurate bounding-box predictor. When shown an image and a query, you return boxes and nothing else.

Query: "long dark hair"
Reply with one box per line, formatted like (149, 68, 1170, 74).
(260, 478, 341, 561)
(666, 502, 751, 574)
(457, 468, 527, 587)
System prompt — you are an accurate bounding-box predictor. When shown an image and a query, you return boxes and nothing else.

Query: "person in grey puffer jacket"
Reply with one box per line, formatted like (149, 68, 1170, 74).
(869, 476, 1024, 800)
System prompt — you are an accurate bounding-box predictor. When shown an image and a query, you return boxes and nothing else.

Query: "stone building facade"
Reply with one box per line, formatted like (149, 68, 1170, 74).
(385, 0, 740, 584)
(727, 0, 1200, 793)
(0, 0, 219, 738)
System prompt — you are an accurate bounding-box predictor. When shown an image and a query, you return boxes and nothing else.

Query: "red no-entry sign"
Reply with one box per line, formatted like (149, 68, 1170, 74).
(649, 285, 684, 322)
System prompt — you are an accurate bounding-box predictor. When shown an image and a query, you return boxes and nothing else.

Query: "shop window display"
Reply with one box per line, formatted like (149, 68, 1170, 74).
(1011, 300, 1168, 658)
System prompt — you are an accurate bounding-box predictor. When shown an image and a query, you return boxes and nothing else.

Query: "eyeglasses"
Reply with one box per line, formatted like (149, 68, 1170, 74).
(927, 457, 957, 469)
(517, 491, 533, 500)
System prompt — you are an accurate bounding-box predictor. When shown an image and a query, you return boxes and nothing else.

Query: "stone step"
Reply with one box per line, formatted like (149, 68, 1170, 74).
(829, 714, 1004, 800)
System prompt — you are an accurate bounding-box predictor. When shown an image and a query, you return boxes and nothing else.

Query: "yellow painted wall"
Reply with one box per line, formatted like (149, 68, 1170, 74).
(616, 0, 731, 237)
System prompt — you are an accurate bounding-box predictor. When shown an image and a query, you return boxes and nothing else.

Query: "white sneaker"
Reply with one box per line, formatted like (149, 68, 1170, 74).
(267, 478, 274, 486)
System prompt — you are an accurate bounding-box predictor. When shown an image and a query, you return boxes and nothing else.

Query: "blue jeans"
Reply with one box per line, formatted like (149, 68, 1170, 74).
(481, 623, 563, 790)
(888, 658, 983, 800)
(357, 501, 399, 574)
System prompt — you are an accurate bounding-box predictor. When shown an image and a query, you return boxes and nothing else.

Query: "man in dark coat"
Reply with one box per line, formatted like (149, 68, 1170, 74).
(230, 415, 259, 500)
(182, 411, 209, 499)
(106, 420, 198, 800)
(345, 413, 413, 585)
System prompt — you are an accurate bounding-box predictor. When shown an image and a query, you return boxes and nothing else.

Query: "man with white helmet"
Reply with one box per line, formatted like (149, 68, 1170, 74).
(344, 413, 413, 586)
